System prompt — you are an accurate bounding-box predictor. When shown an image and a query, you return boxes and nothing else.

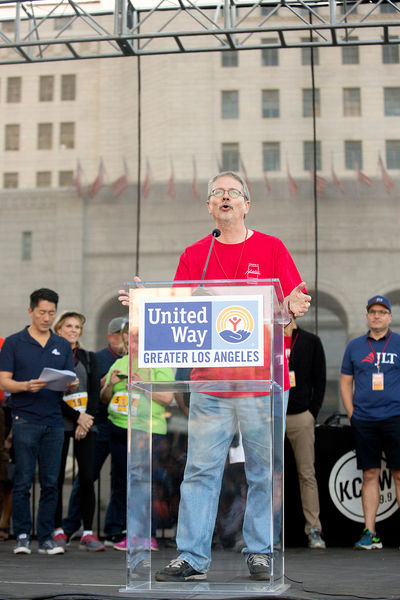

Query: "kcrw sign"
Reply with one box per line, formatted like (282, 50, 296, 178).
(328, 450, 398, 523)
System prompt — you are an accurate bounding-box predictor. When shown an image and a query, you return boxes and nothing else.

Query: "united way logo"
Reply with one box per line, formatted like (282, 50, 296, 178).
(216, 305, 254, 344)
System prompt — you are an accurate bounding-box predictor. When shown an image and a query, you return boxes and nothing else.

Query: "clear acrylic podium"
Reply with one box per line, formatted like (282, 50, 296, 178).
(121, 279, 289, 596)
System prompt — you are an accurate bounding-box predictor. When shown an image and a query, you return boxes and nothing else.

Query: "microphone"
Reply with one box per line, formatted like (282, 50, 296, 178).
(200, 228, 221, 283)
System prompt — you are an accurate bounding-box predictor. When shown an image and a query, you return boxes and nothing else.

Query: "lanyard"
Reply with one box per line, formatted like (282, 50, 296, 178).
(108, 345, 121, 360)
(287, 330, 299, 366)
(367, 332, 392, 372)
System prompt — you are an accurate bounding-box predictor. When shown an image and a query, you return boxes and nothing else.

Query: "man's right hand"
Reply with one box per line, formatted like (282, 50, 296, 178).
(26, 379, 47, 393)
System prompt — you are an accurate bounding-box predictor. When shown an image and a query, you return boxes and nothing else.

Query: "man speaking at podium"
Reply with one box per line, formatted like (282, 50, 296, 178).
(154, 171, 311, 582)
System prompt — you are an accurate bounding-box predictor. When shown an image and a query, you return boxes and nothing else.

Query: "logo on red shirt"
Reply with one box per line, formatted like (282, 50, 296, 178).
(245, 263, 261, 279)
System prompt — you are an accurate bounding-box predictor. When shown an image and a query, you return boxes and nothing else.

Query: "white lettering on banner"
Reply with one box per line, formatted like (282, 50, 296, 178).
(148, 306, 208, 325)
(171, 326, 208, 348)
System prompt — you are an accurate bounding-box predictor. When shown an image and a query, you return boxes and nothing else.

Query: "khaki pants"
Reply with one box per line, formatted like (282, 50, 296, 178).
(286, 410, 322, 535)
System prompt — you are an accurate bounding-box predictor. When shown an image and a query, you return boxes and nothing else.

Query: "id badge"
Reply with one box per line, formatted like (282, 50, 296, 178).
(372, 372, 384, 391)
(289, 370, 296, 388)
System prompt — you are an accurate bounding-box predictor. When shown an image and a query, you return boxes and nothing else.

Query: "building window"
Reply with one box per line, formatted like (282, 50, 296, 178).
(5, 124, 20, 151)
(261, 38, 279, 66)
(36, 171, 52, 187)
(383, 42, 399, 64)
(263, 142, 280, 172)
(39, 75, 54, 102)
(2, 21, 14, 33)
(380, 2, 398, 12)
(221, 143, 239, 171)
(302, 88, 321, 117)
(221, 51, 238, 67)
(384, 87, 400, 116)
(22, 231, 32, 261)
(301, 40, 319, 66)
(54, 17, 72, 31)
(262, 90, 280, 118)
(261, 6, 276, 16)
(303, 141, 321, 171)
(38, 123, 53, 150)
(221, 91, 239, 119)
(386, 140, 400, 169)
(340, 2, 358, 13)
(61, 74, 76, 101)
(58, 171, 74, 186)
(7, 76, 21, 102)
(60, 122, 75, 149)
(3, 172, 18, 188)
(345, 140, 362, 169)
(342, 39, 359, 64)
(343, 88, 361, 116)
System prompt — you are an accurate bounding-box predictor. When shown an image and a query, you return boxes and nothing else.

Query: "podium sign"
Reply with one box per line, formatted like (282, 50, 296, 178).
(122, 279, 289, 596)
(138, 294, 264, 368)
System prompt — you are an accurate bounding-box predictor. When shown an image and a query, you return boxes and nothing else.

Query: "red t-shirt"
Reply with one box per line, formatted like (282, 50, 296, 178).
(174, 231, 303, 392)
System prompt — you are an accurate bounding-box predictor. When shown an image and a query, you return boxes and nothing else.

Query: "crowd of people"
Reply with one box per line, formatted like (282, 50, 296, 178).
(0, 172, 399, 582)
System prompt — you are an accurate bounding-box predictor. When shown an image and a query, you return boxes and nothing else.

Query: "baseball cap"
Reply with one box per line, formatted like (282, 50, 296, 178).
(108, 316, 128, 334)
(366, 295, 392, 313)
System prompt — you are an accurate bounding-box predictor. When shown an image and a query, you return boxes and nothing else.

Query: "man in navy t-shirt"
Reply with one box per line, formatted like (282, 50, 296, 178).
(0, 288, 78, 555)
(340, 295, 400, 550)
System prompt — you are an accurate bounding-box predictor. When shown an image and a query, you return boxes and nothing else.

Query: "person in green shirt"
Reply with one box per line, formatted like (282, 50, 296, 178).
(100, 324, 173, 551)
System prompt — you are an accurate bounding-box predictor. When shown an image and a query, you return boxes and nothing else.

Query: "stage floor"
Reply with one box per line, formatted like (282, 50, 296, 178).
(0, 540, 399, 600)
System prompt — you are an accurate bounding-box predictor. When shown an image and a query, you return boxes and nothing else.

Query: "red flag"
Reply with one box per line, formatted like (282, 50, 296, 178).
(263, 171, 271, 195)
(111, 161, 128, 197)
(239, 155, 251, 191)
(287, 168, 298, 196)
(378, 154, 395, 194)
(167, 162, 175, 198)
(192, 157, 200, 200)
(310, 169, 327, 196)
(141, 158, 151, 198)
(355, 162, 372, 187)
(88, 159, 105, 198)
(332, 166, 345, 194)
(74, 160, 83, 198)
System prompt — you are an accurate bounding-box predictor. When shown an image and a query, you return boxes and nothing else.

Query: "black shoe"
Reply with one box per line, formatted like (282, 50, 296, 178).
(247, 553, 271, 580)
(131, 558, 151, 579)
(155, 558, 207, 582)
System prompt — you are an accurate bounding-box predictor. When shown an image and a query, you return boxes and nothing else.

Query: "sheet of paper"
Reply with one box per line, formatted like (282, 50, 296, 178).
(39, 368, 76, 392)
(229, 433, 245, 464)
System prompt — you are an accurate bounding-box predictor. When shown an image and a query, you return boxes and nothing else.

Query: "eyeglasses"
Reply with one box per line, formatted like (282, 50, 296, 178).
(210, 188, 244, 199)
(368, 309, 390, 316)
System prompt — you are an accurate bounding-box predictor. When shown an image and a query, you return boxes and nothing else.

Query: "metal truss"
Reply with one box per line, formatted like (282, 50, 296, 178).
(0, 0, 399, 63)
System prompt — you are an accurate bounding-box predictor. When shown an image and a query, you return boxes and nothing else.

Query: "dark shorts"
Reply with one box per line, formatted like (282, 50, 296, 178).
(351, 415, 400, 471)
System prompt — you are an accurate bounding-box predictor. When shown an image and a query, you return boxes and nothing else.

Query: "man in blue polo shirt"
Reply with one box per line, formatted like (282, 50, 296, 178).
(0, 288, 78, 555)
(340, 295, 400, 550)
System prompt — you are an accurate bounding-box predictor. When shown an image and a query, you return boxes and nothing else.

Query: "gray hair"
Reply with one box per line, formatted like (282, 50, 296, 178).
(207, 171, 250, 202)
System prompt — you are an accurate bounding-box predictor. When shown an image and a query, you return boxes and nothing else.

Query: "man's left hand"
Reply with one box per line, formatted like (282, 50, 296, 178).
(288, 282, 311, 318)
(66, 378, 79, 393)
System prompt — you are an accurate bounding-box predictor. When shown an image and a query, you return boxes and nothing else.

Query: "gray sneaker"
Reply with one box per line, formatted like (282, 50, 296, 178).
(13, 534, 31, 555)
(247, 553, 271, 580)
(308, 528, 326, 549)
(38, 539, 65, 555)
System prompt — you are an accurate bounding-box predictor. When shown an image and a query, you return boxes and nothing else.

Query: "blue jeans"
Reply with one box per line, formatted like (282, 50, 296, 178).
(176, 392, 284, 572)
(12, 415, 64, 543)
